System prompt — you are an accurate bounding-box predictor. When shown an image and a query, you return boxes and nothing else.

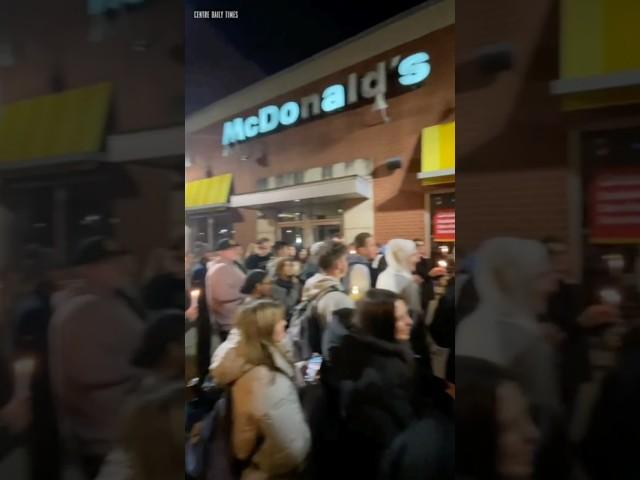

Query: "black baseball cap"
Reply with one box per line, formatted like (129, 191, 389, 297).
(72, 236, 128, 266)
(240, 269, 269, 295)
(215, 238, 240, 252)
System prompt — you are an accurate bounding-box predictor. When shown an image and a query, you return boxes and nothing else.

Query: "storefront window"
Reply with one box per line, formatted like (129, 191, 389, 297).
(68, 184, 115, 245)
(430, 192, 455, 258)
(24, 188, 54, 248)
(314, 224, 342, 242)
(280, 226, 304, 246)
(188, 211, 235, 252)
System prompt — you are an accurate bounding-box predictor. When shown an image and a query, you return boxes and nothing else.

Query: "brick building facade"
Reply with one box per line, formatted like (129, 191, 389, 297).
(186, 2, 454, 252)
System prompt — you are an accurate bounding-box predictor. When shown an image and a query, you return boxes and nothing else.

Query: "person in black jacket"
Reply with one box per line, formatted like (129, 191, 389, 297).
(244, 237, 272, 271)
(322, 289, 421, 479)
(430, 278, 455, 384)
(11, 246, 64, 480)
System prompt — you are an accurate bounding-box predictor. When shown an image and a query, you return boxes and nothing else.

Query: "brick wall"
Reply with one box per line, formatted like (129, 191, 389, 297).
(187, 26, 455, 246)
(456, 168, 569, 253)
(455, 0, 570, 254)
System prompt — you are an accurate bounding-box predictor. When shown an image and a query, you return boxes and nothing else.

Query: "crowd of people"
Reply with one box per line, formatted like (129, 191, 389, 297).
(185, 233, 454, 480)
(455, 236, 639, 480)
(0, 236, 187, 480)
(3, 229, 633, 479)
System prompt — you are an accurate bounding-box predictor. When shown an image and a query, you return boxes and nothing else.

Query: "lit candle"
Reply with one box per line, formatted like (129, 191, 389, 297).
(13, 357, 36, 398)
(351, 285, 360, 300)
(190, 289, 200, 307)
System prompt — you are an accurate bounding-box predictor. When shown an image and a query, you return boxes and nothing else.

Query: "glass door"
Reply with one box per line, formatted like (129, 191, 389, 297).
(279, 225, 304, 247)
(313, 223, 342, 242)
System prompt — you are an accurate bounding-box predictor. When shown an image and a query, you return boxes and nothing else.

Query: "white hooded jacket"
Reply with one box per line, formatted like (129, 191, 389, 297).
(376, 239, 422, 313)
(456, 237, 560, 410)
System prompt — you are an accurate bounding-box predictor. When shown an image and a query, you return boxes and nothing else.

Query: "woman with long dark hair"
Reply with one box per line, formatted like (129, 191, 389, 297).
(320, 289, 419, 479)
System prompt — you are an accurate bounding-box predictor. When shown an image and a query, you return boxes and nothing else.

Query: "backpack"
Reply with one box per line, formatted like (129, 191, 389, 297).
(186, 389, 253, 480)
(288, 286, 340, 361)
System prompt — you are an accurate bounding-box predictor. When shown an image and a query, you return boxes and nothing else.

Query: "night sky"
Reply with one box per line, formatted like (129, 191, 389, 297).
(185, 0, 428, 113)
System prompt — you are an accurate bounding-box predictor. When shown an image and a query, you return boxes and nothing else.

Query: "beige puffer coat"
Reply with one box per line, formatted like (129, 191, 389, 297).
(211, 331, 310, 480)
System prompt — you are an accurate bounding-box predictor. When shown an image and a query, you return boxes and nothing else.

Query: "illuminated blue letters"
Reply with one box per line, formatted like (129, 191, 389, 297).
(321, 84, 346, 112)
(398, 52, 430, 86)
(280, 101, 300, 126)
(244, 116, 259, 138)
(220, 52, 432, 146)
(258, 105, 280, 134)
(222, 118, 245, 146)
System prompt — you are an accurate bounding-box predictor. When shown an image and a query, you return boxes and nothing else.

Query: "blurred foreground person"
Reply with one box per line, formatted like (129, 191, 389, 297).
(10, 246, 64, 480)
(456, 237, 560, 410)
(379, 413, 455, 480)
(206, 239, 246, 343)
(456, 237, 573, 479)
(96, 311, 184, 480)
(49, 237, 144, 479)
(121, 383, 184, 480)
(581, 324, 640, 480)
(211, 301, 310, 480)
(456, 357, 539, 480)
(541, 237, 619, 414)
(142, 242, 186, 312)
(376, 239, 422, 314)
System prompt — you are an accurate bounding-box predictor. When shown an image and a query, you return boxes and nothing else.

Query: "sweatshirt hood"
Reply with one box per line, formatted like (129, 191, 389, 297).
(385, 239, 417, 277)
(302, 274, 343, 302)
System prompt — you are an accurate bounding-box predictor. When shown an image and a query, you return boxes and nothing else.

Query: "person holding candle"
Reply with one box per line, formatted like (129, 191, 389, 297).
(343, 232, 379, 297)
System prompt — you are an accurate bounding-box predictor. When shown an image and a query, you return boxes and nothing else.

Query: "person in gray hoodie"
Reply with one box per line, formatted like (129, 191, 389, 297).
(299, 241, 355, 358)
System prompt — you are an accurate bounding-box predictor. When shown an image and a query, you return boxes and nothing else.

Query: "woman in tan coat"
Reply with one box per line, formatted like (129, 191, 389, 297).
(212, 301, 310, 480)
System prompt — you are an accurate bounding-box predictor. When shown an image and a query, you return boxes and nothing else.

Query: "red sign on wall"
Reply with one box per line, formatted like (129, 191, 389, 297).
(433, 209, 455, 242)
(589, 169, 640, 243)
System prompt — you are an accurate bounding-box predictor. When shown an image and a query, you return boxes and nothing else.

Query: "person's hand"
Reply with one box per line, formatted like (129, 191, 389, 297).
(185, 305, 199, 322)
(429, 267, 447, 278)
(412, 274, 424, 285)
(540, 323, 566, 346)
(446, 383, 455, 399)
(579, 304, 621, 328)
(0, 395, 31, 434)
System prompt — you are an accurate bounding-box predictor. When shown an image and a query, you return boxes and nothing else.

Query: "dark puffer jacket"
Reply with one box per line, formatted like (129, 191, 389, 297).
(320, 334, 416, 479)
